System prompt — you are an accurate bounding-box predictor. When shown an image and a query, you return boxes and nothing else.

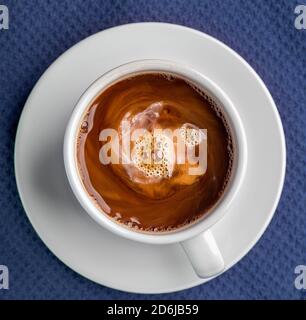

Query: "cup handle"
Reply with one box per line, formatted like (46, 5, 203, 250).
(180, 230, 224, 278)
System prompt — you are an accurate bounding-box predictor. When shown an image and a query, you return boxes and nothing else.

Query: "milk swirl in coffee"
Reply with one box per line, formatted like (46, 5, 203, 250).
(77, 73, 234, 233)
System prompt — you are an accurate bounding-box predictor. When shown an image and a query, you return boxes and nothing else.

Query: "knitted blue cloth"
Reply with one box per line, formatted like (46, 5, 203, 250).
(0, 0, 305, 299)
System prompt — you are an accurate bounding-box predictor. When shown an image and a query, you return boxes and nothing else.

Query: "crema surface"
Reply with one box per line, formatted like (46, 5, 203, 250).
(77, 73, 233, 232)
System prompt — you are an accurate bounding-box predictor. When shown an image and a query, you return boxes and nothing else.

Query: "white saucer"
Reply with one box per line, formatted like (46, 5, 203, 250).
(14, 23, 286, 294)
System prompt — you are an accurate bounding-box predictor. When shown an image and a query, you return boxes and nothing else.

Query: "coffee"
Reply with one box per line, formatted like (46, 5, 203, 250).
(76, 73, 234, 233)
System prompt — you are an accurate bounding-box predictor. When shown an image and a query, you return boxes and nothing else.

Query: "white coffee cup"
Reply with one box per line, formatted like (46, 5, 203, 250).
(64, 60, 247, 278)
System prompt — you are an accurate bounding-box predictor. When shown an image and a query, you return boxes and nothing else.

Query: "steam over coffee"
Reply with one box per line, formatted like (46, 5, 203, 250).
(77, 73, 234, 233)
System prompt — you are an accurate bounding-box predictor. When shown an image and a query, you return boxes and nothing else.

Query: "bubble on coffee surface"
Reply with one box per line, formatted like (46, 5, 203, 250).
(116, 209, 206, 234)
(160, 73, 176, 82)
(80, 120, 89, 133)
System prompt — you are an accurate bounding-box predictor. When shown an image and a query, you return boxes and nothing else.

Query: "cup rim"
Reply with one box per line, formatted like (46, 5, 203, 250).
(63, 59, 247, 244)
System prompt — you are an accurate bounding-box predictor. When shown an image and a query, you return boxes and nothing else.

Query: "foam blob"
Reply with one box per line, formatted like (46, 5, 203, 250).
(132, 131, 175, 179)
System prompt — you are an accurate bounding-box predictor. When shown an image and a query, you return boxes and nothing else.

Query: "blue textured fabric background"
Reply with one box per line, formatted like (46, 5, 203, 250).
(0, 0, 305, 300)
